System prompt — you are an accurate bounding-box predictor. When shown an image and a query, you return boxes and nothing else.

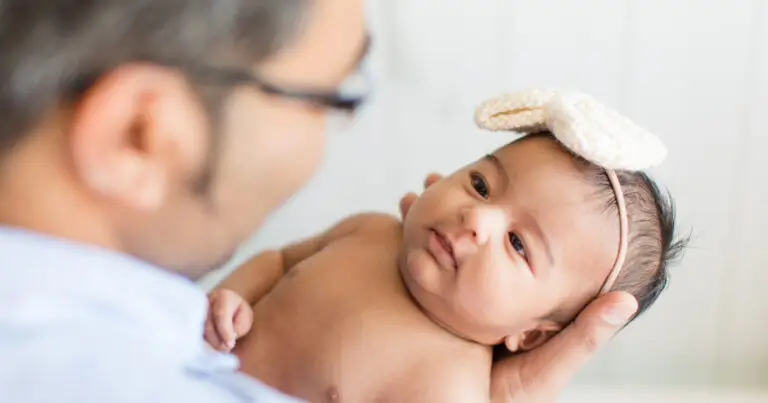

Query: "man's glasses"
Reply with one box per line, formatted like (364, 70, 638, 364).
(185, 63, 371, 115)
(191, 35, 373, 115)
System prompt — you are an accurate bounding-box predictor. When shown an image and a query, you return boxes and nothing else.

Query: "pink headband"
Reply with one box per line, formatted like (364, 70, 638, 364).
(600, 170, 629, 294)
(473, 89, 667, 296)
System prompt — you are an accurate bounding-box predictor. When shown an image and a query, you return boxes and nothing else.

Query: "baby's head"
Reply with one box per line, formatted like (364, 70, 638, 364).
(400, 133, 687, 353)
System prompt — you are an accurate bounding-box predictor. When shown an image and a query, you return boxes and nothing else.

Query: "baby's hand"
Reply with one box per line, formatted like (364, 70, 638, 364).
(204, 288, 254, 352)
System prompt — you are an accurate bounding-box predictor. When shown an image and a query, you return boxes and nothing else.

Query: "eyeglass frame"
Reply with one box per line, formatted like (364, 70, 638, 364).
(188, 35, 373, 114)
(182, 63, 371, 114)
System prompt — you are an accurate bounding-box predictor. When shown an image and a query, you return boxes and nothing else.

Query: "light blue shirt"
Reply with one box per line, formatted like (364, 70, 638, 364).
(0, 226, 301, 403)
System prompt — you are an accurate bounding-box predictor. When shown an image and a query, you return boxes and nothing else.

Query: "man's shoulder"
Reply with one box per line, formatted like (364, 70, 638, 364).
(0, 328, 300, 403)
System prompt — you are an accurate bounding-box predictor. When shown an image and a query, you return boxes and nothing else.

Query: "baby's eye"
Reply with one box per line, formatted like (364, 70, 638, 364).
(508, 232, 526, 258)
(470, 172, 489, 199)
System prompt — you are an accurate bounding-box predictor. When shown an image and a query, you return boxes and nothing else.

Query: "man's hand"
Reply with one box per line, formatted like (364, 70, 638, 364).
(488, 292, 637, 402)
(204, 288, 254, 352)
(399, 174, 639, 403)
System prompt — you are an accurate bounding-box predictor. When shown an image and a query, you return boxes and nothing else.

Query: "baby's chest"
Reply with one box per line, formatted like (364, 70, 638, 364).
(270, 237, 416, 341)
(243, 240, 451, 399)
(281, 234, 406, 305)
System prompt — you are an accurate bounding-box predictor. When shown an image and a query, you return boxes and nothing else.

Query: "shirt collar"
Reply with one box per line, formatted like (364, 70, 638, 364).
(0, 225, 210, 357)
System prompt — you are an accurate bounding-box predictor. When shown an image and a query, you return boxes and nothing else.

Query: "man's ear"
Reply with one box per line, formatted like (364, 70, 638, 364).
(68, 63, 209, 210)
(504, 321, 563, 353)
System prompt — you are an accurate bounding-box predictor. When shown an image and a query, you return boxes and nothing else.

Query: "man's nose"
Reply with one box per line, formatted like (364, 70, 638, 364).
(459, 205, 508, 246)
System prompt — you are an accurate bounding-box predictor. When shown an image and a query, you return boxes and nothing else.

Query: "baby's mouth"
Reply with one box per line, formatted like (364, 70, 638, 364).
(429, 229, 458, 269)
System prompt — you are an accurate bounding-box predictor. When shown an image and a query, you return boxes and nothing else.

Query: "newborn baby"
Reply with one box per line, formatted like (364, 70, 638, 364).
(205, 92, 686, 402)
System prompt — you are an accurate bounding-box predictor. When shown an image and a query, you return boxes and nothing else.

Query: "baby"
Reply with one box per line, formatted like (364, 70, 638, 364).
(204, 90, 687, 402)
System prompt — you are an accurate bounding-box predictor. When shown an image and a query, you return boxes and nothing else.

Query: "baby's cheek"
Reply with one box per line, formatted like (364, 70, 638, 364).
(482, 274, 534, 320)
(454, 279, 505, 322)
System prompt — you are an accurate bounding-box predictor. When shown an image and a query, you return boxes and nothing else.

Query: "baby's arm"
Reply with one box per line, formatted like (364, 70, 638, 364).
(216, 212, 391, 303)
(205, 213, 396, 351)
(204, 243, 320, 351)
(214, 249, 285, 307)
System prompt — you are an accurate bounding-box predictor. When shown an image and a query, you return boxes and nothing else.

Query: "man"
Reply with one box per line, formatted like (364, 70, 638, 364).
(0, 1, 638, 402)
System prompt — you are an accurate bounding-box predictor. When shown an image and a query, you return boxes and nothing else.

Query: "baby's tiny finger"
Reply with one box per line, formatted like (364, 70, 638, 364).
(233, 303, 254, 339)
(204, 318, 224, 350)
(213, 308, 237, 350)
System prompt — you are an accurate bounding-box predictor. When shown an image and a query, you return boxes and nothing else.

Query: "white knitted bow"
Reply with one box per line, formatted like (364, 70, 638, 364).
(474, 88, 667, 171)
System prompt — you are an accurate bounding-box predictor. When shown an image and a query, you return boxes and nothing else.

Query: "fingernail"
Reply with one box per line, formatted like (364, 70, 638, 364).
(227, 340, 236, 350)
(602, 302, 636, 326)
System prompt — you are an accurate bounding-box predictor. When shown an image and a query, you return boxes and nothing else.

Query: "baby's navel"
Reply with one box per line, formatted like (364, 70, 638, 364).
(325, 385, 341, 403)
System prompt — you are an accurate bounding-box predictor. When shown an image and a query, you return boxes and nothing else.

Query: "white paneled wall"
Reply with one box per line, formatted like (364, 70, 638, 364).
(201, 0, 768, 387)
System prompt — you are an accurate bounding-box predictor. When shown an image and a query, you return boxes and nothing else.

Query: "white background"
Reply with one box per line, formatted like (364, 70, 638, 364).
(201, 0, 768, 389)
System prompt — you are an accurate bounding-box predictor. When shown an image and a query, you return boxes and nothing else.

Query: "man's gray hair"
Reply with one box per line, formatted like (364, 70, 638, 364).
(0, 0, 309, 154)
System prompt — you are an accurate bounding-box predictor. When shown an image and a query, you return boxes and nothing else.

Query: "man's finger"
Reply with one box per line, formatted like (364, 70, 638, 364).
(399, 192, 418, 220)
(518, 291, 638, 393)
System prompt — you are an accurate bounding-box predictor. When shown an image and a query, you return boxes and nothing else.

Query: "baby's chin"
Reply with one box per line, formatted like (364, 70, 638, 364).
(400, 248, 444, 292)
(406, 286, 492, 345)
(399, 253, 510, 346)
(399, 251, 478, 340)
(397, 249, 437, 303)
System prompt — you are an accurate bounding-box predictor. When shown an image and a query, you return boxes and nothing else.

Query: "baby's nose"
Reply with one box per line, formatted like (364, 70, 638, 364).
(461, 205, 508, 245)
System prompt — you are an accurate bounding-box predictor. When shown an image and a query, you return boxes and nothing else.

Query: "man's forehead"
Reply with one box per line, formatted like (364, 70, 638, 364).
(259, 0, 367, 86)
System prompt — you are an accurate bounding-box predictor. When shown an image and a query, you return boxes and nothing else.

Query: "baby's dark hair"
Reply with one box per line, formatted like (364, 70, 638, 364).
(493, 133, 688, 361)
(575, 161, 688, 321)
(547, 132, 688, 323)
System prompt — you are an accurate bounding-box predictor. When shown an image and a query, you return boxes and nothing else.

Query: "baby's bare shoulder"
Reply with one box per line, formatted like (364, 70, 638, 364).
(326, 212, 401, 240)
(352, 212, 401, 232)
(341, 212, 400, 229)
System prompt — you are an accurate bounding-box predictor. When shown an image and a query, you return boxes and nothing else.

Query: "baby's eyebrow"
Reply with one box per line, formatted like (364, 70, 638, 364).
(483, 154, 509, 189)
(483, 154, 554, 269)
(528, 217, 555, 269)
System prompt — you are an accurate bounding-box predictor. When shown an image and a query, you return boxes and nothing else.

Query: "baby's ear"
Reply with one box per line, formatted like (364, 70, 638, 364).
(504, 321, 563, 353)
